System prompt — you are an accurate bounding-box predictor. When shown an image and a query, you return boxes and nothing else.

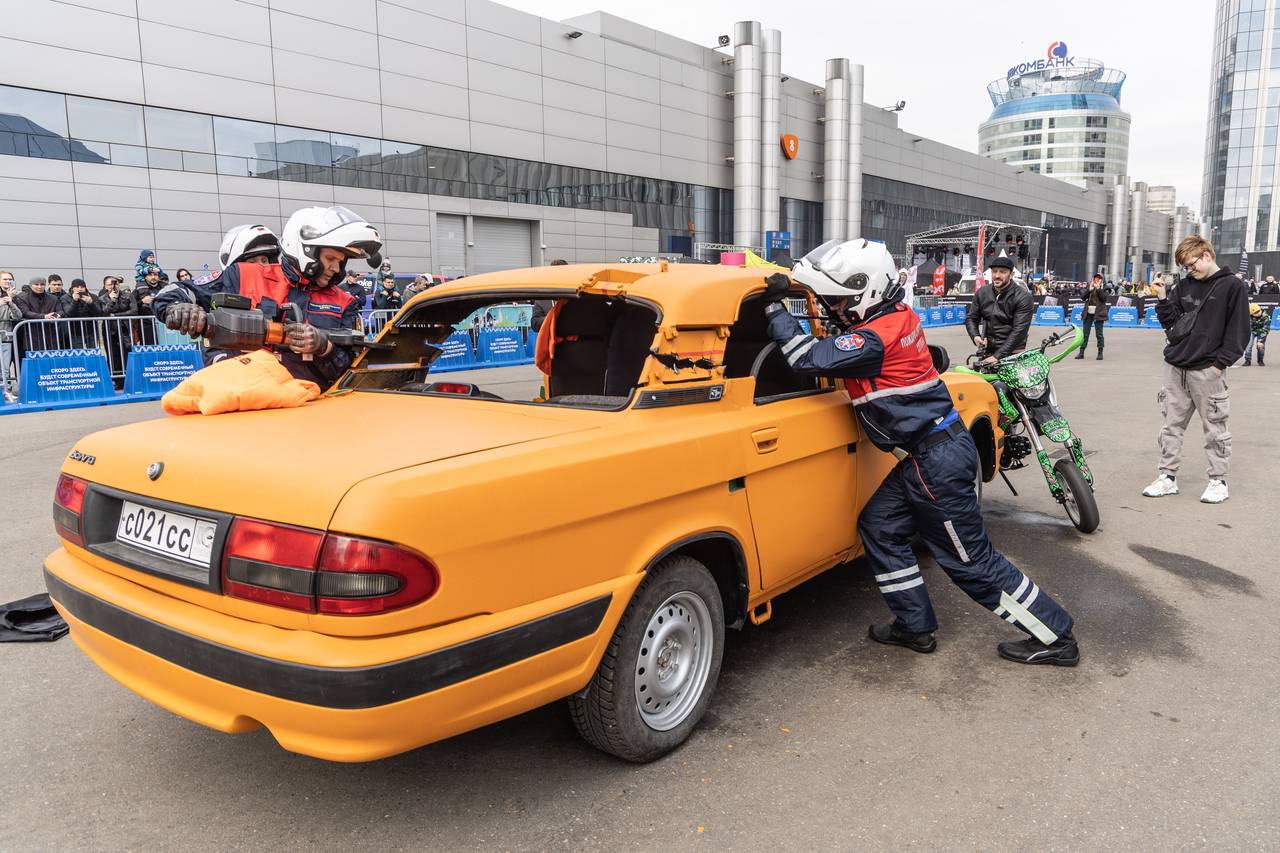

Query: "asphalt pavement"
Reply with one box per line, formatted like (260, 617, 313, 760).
(2, 325, 1277, 851)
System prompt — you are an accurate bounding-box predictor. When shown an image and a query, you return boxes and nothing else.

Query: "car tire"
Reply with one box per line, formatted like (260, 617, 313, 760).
(568, 555, 725, 763)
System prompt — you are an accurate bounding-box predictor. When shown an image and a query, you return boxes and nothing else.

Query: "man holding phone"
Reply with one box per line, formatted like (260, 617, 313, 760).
(1143, 236, 1250, 504)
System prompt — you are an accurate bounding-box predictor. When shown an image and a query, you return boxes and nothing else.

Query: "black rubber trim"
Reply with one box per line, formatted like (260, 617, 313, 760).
(44, 568, 611, 710)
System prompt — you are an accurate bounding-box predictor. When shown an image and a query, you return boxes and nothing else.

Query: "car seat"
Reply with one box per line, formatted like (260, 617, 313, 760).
(547, 299, 610, 397)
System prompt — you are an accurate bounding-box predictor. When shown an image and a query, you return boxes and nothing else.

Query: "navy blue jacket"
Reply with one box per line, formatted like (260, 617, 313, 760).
(765, 301, 956, 453)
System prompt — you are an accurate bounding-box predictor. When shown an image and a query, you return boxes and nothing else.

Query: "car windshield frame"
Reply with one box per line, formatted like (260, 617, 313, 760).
(340, 287, 666, 411)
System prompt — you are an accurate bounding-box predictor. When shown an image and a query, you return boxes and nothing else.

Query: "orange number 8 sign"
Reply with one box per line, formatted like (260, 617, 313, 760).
(780, 134, 799, 160)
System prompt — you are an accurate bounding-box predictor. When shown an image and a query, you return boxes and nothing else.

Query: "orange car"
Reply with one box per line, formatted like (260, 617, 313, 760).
(45, 263, 1000, 763)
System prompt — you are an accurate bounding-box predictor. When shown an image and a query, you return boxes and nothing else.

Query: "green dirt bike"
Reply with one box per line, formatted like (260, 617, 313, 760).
(953, 325, 1100, 533)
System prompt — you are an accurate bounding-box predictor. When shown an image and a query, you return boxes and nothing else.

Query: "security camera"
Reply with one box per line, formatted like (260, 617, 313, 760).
(717, 34, 731, 47)
(566, 30, 583, 39)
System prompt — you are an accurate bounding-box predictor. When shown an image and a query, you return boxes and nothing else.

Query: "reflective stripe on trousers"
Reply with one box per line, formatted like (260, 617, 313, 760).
(857, 430, 1074, 640)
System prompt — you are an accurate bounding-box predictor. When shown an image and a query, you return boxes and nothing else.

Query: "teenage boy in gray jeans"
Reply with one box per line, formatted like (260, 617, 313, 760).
(1143, 236, 1250, 504)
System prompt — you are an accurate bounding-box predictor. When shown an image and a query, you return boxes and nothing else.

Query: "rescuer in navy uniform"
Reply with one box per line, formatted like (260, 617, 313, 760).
(761, 239, 1080, 665)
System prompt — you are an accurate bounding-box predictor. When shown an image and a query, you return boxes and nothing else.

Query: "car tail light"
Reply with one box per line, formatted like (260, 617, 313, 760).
(317, 535, 439, 614)
(433, 382, 473, 395)
(221, 518, 439, 615)
(223, 519, 324, 612)
(53, 474, 88, 546)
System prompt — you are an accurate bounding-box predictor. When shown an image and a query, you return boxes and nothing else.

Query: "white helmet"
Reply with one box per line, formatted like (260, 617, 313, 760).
(281, 206, 383, 281)
(218, 224, 280, 270)
(792, 239, 902, 321)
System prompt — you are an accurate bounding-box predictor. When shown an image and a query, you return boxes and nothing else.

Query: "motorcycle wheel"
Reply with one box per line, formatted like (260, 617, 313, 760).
(1053, 459, 1099, 533)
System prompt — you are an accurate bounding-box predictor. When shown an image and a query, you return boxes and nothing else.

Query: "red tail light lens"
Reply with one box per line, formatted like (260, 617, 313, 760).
(317, 535, 439, 614)
(222, 519, 324, 612)
(53, 474, 88, 546)
(221, 518, 438, 615)
(433, 382, 473, 395)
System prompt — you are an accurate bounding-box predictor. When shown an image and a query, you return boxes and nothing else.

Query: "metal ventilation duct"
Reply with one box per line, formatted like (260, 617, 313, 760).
(733, 21, 762, 247)
(847, 63, 864, 238)
(1129, 181, 1147, 283)
(823, 58, 850, 242)
(1108, 178, 1130, 278)
(759, 28, 781, 236)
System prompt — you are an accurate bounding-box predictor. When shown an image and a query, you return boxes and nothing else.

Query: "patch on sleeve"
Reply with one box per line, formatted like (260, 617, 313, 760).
(833, 333, 866, 351)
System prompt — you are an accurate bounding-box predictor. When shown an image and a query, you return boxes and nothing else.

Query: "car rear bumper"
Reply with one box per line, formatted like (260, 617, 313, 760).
(45, 548, 635, 762)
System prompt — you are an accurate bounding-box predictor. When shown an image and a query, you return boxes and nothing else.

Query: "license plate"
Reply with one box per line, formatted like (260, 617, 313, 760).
(116, 501, 217, 567)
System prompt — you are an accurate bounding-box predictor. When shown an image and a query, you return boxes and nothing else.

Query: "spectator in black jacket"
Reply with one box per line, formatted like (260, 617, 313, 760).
(373, 275, 402, 311)
(46, 275, 69, 345)
(98, 276, 132, 316)
(130, 267, 161, 345)
(964, 256, 1034, 364)
(1142, 236, 1250, 505)
(14, 276, 61, 353)
(1075, 274, 1108, 360)
(63, 279, 103, 348)
(98, 275, 132, 379)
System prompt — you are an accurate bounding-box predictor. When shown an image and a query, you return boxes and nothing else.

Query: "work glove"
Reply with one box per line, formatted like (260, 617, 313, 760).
(284, 322, 330, 356)
(763, 272, 792, 303)
(165, 303, 207, 337)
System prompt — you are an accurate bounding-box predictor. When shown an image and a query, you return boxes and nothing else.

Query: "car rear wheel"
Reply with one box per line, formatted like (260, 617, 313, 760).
(568, 555, 725, 762)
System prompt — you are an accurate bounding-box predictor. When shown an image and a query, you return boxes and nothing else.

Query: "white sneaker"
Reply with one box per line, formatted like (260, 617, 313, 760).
(1142, 474, 1179, 497)
(1200, 479, 1229, 504)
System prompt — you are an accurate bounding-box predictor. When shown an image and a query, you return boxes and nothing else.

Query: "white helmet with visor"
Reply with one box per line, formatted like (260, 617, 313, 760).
(791, 238, 902, 322)
(281, 206, 383, 281)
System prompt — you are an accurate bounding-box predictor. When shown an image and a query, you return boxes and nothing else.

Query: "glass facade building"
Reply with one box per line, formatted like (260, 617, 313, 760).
(1203, 0, 1280, 253)
(979, 57, 1131, 187)
(0, 2, 1113, 284)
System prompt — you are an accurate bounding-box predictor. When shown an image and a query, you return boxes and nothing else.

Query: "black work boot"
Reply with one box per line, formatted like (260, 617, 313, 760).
(997, 632, 1080, 666)
(869, 622, 937, 654)
(1096, 349, 1104, 360)
(1074, 349, 1085, 359)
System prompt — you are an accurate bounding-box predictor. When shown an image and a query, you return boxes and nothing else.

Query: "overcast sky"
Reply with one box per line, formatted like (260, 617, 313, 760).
(503, 0, 1216, 214)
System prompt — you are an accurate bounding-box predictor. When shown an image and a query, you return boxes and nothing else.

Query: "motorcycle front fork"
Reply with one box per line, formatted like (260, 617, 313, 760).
(1013, 398, 1064, 501)
(1011, 397, 1094, 502)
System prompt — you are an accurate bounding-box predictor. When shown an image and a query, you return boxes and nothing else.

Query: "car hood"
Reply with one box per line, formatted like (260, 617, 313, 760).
(63, 393, 599, 529)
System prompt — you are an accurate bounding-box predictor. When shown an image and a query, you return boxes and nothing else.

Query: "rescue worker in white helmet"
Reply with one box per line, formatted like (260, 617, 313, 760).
(159, 208, 382, 386)
(759, 239, 1080, 665)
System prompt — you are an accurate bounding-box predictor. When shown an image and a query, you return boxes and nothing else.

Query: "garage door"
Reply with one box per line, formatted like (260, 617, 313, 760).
(435, 213, 466, 279)
(473, 217, 532, 274)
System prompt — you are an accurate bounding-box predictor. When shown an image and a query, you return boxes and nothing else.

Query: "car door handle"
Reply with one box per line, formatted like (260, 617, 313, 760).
(752, 427, 780, 454)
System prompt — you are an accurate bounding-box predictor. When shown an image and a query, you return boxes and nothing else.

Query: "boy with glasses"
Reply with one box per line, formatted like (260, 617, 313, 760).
(1143, 236, 1250, 504)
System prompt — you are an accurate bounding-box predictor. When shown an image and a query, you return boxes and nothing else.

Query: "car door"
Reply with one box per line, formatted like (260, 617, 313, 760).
(736, 347, 860, 592)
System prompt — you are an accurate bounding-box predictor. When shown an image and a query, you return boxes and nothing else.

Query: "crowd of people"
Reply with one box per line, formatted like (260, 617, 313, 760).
(0, 238, 458, 402)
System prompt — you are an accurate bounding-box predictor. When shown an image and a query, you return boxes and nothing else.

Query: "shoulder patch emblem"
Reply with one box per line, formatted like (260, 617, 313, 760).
(834, 333, 866, 351)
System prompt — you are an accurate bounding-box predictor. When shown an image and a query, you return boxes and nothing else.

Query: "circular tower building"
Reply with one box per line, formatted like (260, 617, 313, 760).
(979, 45, 1131, 188)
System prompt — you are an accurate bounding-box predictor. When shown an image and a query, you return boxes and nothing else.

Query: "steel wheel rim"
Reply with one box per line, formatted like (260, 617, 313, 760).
(633, 591, 714, 732)
(1056, 471, 1082, 525)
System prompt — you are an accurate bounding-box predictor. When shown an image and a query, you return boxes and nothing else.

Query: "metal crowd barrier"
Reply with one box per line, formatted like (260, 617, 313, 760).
(9, 316, 169, 386)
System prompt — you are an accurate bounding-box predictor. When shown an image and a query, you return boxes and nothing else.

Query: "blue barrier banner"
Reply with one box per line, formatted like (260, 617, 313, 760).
(928, 307, 944, 324)
(1143, 306, 1160, 326)
(525, 329, 537, 358)
(1272, 308, 1280, 331)
(955, 304, 967, 323)
(478, 329, 527, 364)
(942, 305, 957, 324)
(915, 308, 930, 327)
(434, 332, 475, 369)
(1033, 306, 1065, 325)
(1108, 306, 1139, 326)
(18, 349, 113, 405)
(1070, 305, 1084, 324)
(123, 345, 202, 395)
